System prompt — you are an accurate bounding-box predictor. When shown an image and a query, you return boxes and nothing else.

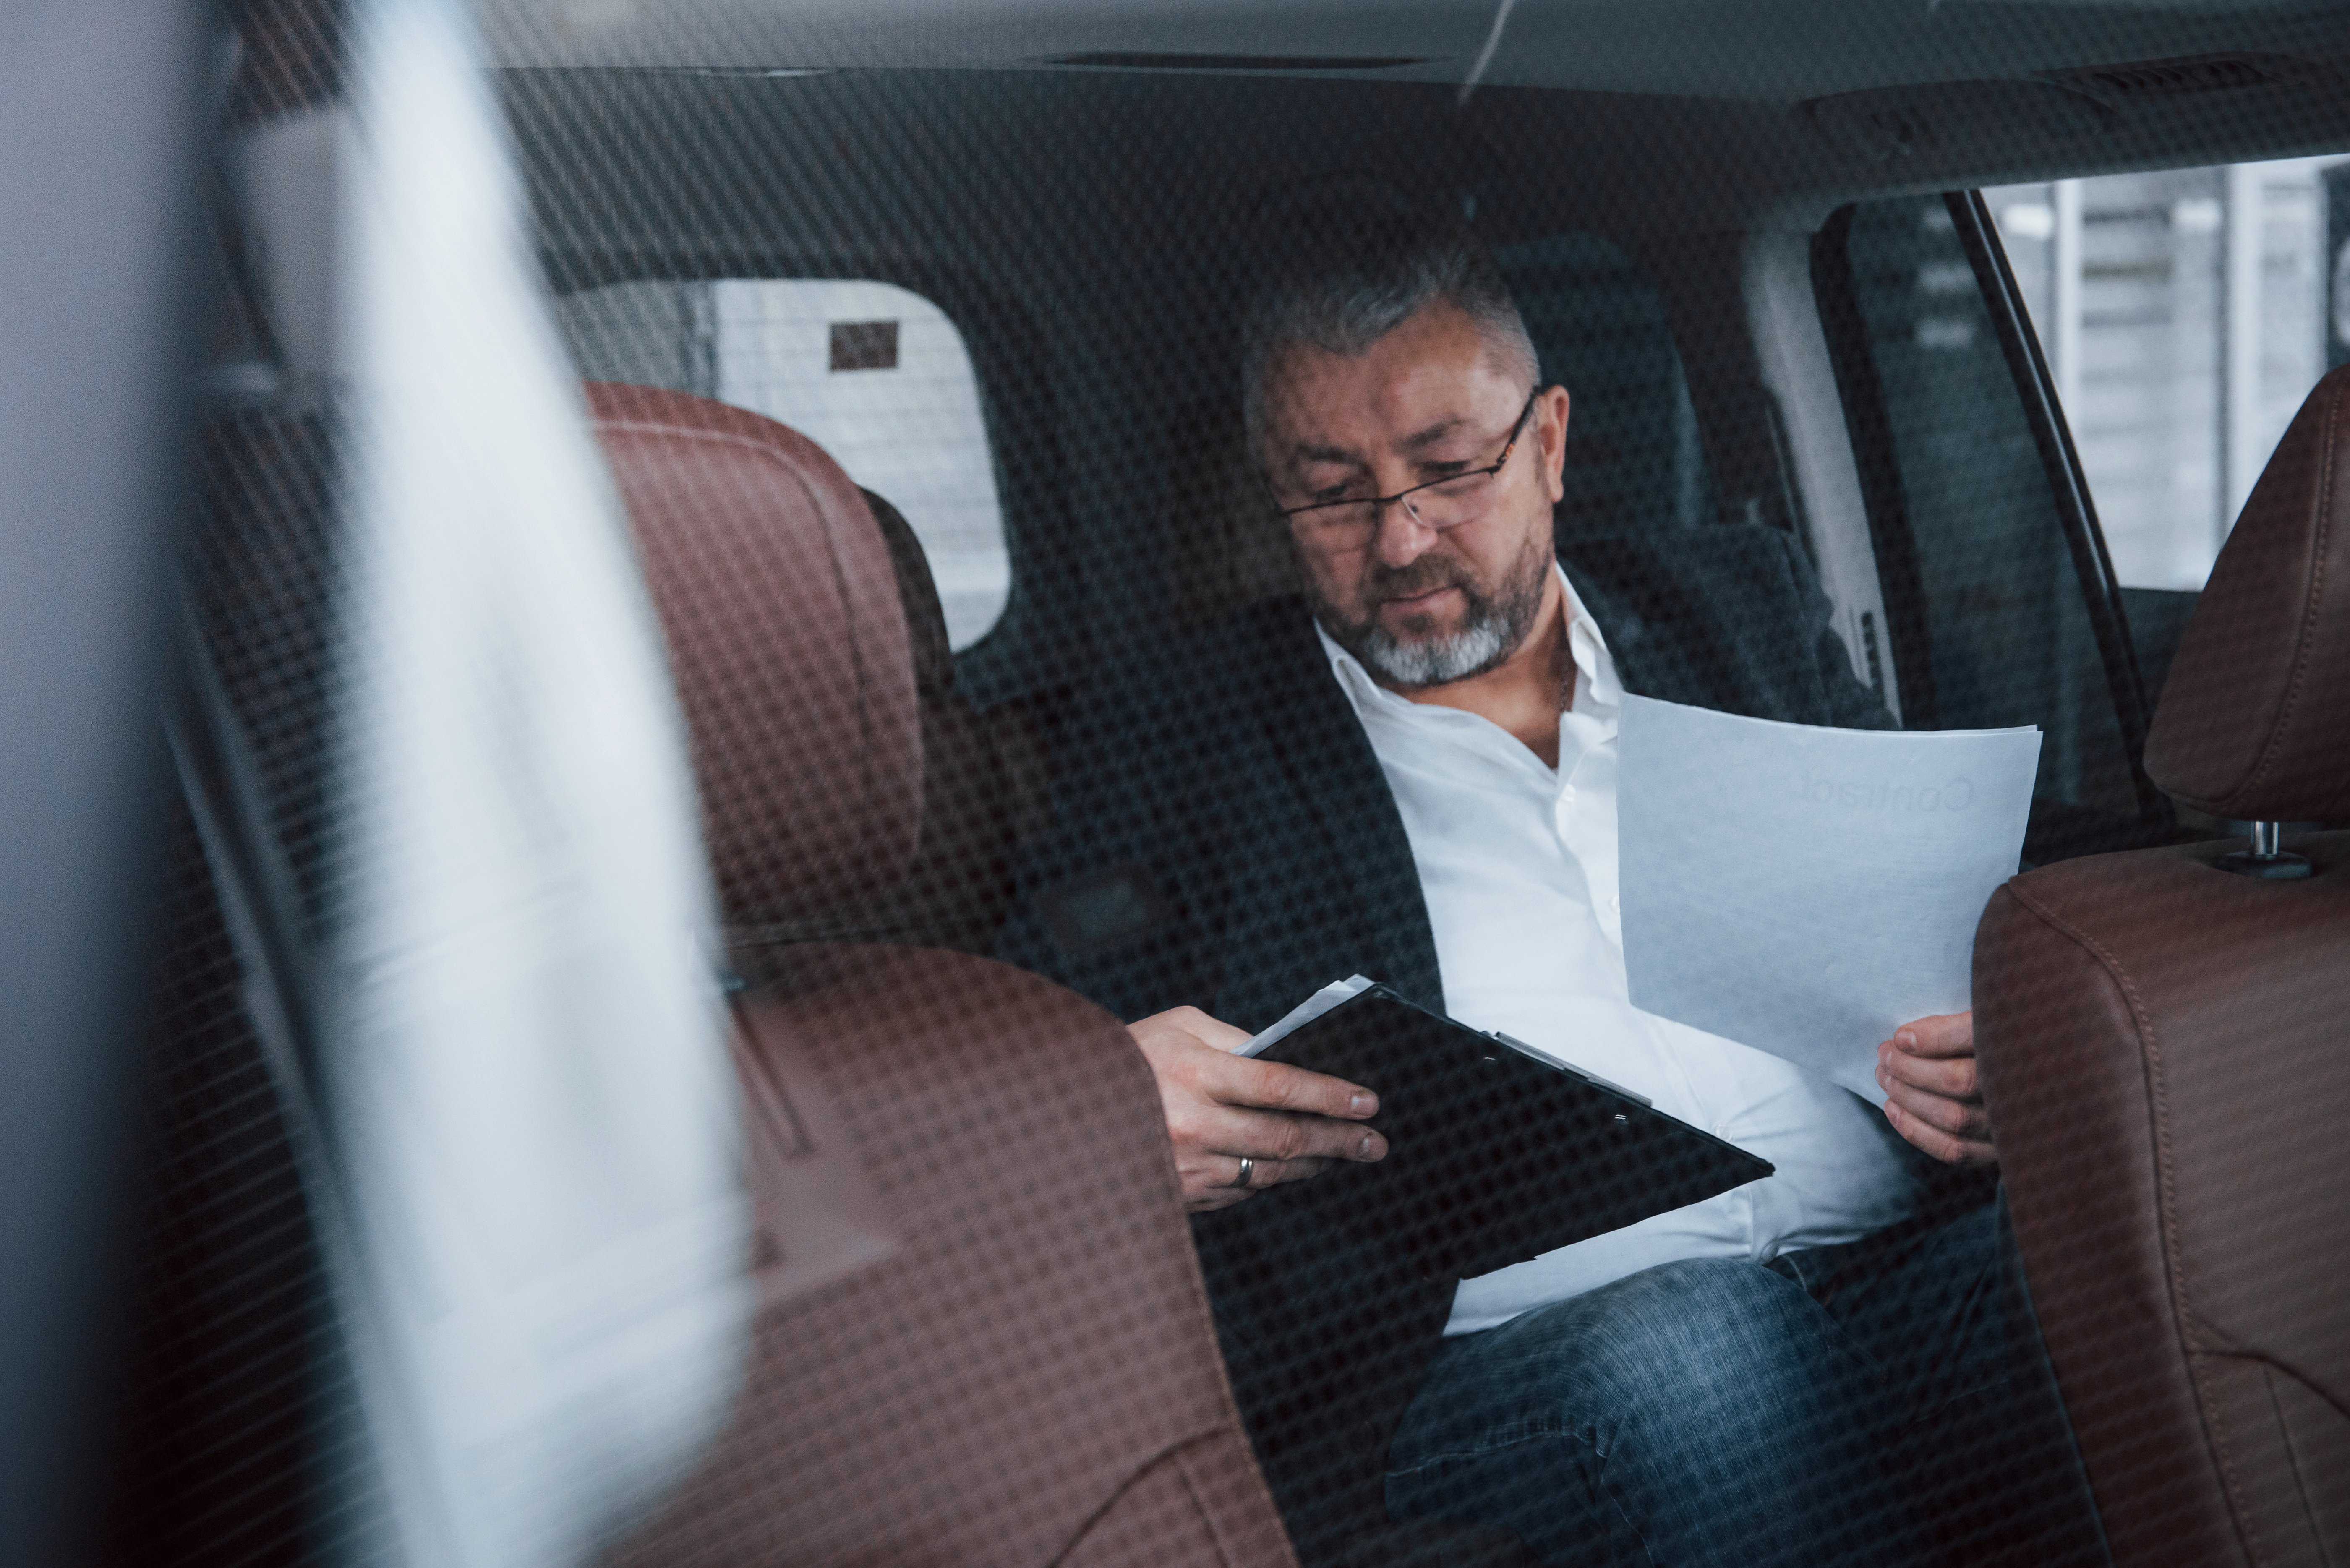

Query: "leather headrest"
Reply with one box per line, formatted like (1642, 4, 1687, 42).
(2144, 363, 2350, 824)
(586, 382, 922, 927)
(857, 487, 955, 699)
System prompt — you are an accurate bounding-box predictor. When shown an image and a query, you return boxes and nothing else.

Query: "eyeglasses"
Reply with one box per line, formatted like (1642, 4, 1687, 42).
(1273, 388, 1540, 550)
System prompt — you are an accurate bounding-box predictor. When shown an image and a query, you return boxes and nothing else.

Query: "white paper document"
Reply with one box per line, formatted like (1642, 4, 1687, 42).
(1616, 695, 2040, 1104)
(1239, 973, 1376, 1058)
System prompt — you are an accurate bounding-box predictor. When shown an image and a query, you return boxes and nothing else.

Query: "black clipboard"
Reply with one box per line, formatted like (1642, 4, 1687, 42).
(1252, 984, 1772, 1279)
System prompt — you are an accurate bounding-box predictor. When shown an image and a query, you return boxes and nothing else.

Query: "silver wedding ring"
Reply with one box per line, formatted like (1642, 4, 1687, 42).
(1232, 1156, 1256, 1190)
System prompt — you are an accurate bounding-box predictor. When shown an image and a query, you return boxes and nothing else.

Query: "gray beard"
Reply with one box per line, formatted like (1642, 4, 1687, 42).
(1312, 532, 1552, 691)
(1353, 609, 1513, 686)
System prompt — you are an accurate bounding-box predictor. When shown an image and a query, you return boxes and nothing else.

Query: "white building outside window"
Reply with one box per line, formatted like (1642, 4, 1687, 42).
(712, 279, 1010, 649)
(1990, 156, 2350, 591)
(556, 276, 1013, 650)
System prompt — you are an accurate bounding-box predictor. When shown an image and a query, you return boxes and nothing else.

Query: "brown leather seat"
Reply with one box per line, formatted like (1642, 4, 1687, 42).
(805, 483, 1042, 956)
(1973, 363, 2350, 1568)
(590, 383, 1044, 959)
(584, 381, 1296, 1567)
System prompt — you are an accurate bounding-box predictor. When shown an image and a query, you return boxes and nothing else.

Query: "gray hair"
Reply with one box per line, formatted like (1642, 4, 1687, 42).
(1240, 183, 1540, 451)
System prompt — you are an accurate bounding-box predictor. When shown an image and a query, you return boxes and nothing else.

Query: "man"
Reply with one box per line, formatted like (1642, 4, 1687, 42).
(1001, 190, 2096, 1568)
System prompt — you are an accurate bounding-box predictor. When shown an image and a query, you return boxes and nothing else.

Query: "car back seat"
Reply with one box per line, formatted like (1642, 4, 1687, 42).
(1972, 363, 2350, 1568)
(1161, 395, 1301, 635)
(584, 381, 1298, 1567)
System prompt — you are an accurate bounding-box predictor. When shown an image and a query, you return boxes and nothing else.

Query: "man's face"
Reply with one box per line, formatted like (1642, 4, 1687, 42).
(1258, 302, 1569, 689)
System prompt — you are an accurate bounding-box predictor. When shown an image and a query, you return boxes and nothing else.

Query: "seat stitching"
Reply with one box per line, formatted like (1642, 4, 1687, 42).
(1170, 1438, 1242, 1568)
(2260, 1362, 2335, 1568)
(2199, 1350, 2350, 1427)
(2000, 880, 2264, 1565)
(1044, 1430, 1242, 1568)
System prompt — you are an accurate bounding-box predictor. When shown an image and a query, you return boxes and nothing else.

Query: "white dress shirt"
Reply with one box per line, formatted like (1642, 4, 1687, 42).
(1316, 568, 1922, 1336)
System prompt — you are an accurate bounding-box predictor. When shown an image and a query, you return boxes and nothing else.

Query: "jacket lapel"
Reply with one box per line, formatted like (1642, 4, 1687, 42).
(1234, 599, 1444, 1013)
(1563, 550, 1690, 704)
(1227, 536, 1783, 1020)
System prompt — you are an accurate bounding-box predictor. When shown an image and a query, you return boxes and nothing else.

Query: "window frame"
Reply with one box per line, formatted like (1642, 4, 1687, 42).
(1944, 190, 2166, 822)
(1814, 189, 2173, 831)
(1811, 206, 1942, 731)
(543, 251, 1072, 705)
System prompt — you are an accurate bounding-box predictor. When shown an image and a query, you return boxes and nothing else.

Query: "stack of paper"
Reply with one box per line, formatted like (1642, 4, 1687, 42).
(1240, 974, 1376, 1058)
(1616, 696, 2040, 1103)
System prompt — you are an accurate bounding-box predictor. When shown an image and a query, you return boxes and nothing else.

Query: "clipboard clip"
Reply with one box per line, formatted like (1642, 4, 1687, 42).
(1486, 1031, 1655, 1109)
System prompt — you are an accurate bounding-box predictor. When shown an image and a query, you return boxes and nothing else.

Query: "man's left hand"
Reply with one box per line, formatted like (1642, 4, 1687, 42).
(1877, 1011, 1995, 1166)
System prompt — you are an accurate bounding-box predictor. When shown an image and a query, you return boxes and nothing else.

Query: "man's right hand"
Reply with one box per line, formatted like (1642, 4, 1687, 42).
(1128, 1005, 1388, 1212)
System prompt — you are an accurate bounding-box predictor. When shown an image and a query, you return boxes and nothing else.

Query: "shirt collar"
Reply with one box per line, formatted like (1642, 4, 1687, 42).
(1316, 563, 1621, 720)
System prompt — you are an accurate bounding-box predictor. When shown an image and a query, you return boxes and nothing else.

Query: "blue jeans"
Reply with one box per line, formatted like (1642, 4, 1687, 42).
(1384, 1200, 2106, 1568)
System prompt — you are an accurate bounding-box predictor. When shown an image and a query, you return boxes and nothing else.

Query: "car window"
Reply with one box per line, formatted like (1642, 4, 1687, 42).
(556, 277, 1013, 650)
(1496, 233, 1716, 542)
(1821, 195, 2142, 851)
(1987, 158, 2350, 593)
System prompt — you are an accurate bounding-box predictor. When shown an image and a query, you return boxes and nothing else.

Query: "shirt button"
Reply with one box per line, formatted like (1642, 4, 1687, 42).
(1561, 785, 1577, 804)
(1610, 895, 1621, 912)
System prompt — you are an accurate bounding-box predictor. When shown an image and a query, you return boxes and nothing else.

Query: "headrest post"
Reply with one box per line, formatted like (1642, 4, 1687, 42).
(2216, 820, 2314, 882)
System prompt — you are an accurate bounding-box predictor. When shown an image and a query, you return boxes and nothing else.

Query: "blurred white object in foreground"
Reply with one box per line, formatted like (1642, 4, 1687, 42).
(328, 0, 750, 1563)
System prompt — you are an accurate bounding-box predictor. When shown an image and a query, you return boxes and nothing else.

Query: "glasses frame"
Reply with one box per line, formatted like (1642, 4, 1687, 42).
(1272, 387, 1542, 530)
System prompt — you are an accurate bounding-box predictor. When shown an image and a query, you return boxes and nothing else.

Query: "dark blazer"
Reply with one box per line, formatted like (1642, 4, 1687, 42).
(1000, 527, 1896, 1566)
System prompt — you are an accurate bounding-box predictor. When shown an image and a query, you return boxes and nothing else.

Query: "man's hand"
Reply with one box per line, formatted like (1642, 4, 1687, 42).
(1128, 1005, 1389, 1211)
(1876, 1011, 1995, 1167)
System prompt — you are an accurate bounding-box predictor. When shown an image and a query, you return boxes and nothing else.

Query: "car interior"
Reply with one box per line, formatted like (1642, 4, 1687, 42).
(70, 0, 2350, 1565)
